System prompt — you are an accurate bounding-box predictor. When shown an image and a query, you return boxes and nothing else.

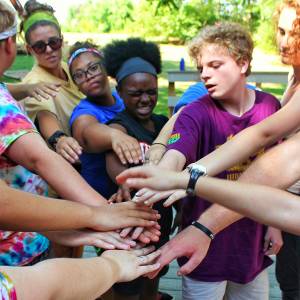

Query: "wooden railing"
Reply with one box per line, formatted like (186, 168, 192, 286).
(167, 70, 289, 114)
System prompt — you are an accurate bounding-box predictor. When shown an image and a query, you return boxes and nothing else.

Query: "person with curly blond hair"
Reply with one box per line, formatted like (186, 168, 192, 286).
(132, 22, 281, 300)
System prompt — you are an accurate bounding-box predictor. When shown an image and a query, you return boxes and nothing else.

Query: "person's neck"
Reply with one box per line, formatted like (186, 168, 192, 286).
(292, 65, 300, 83)
(216, 81, 255, 117)
(40, 64, 67, 81)
(87, 91, 115, 106)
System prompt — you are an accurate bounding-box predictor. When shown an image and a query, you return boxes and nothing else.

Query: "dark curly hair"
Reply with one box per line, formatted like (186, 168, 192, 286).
(103, 38, 162, 79)
(20, 0, 61, 43)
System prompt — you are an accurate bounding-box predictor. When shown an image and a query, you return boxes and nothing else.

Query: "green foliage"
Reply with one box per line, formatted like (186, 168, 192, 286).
(63, 0, 281, 50)
(254, 0, 281, 52)
(63, 0, 134, 33)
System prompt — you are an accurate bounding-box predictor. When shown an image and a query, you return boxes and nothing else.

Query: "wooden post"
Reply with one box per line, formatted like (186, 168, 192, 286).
(168, 81, 176, 117)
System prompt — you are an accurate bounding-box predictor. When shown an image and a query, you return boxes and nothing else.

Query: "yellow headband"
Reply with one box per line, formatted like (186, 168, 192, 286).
(23, 11, 59, 35)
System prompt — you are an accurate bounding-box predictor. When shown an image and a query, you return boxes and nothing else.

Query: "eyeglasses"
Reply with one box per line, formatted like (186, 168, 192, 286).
(72, 62, 104, 85)
(30, 37, 63, 54)
(126, 89, 158, 97)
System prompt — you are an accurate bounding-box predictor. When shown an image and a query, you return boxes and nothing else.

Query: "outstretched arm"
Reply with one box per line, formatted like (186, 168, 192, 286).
(0, 180, 159, 232)
(1, 247, 160, 300)
(117, 156, 300, 234)
(72, 115, 142, 165)
(145, 109, 181, 165)
(194, 91, 300, 176)
(7, 82, 60, 101)
(5, 132, 106, 206)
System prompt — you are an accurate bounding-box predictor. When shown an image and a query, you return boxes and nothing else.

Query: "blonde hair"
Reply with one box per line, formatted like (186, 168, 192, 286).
(189, 22, 253, 76)
(0, 1, 16, 34)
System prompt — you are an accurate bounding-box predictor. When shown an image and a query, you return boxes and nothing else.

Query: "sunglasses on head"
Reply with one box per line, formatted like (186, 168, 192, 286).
(30, 37, 63, 54)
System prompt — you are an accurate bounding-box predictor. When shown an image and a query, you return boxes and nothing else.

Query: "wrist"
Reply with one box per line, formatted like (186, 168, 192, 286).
(47, 130, 67, 149)
(191, 221, 215, 240)
(197, 213, 220, 234)
(178, 170, 189, 189)
(100, 255, 122, 282)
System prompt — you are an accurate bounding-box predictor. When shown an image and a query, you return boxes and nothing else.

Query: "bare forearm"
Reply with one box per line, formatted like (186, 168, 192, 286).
(2, 257, 119, 300)
(37, 111, 63, 140)
(81, 123, 115, 152)
(196, 126, 266, 176)
(106, 151, 127, 183)
(0, 183, 94, 231)
(195, 177, 300, 234)
(7, 133, 106, 206)
(153, 112, 178, 145)
(6, 83, 30, 100)
(35, 150, 106, 205)
(158, 149, 186, 171)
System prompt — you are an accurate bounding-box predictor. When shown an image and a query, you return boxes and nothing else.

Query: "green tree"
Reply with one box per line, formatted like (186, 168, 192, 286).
(64, 0, 133, 33)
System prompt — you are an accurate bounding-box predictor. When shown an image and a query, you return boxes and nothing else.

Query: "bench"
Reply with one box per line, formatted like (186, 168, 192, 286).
(168, 70, 289, 115)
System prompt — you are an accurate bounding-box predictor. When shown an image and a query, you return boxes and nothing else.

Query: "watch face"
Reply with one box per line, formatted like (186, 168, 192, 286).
(190, 164, 207, 175)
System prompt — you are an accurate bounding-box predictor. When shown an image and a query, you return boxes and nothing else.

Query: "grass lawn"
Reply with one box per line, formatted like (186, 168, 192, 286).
(2, 50, 287, 116)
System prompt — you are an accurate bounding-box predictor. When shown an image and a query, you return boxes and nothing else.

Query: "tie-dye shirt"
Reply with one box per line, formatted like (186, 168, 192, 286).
(0, 272, 17, 300)
(0, 83, 49, 266)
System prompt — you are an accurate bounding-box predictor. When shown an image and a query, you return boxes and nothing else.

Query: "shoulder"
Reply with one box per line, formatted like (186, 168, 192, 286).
(22, 65, 48, 83)
(174, 82, 208, 112)
(70, 98, 96, 123)
(255, 90, 280, 108)
(108, 110, 128, 125)
(180, 95, 212, 116)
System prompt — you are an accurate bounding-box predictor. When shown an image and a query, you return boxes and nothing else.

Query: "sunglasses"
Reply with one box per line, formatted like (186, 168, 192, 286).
(30, 37, 63, 54)
(72, 62, 104, 85)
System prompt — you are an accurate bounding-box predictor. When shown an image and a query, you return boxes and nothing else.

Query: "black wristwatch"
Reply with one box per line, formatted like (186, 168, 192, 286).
(186, 164, 207, 196)
(47, 130, 67, 149)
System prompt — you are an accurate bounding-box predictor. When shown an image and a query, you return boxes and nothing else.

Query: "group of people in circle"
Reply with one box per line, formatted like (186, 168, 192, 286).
(2, 0, 300, 299)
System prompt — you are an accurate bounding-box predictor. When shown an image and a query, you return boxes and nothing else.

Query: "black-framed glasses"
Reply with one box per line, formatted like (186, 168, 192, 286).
(72, 62, 104, 85)
(30, 37, 63, 54)
(126, 88, 158, 97)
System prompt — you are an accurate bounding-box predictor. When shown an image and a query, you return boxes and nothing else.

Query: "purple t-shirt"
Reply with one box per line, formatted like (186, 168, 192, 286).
(167, 90, 280, 283)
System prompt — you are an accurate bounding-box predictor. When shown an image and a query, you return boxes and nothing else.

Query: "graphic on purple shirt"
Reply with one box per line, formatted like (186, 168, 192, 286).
(168, 90, 281, 283)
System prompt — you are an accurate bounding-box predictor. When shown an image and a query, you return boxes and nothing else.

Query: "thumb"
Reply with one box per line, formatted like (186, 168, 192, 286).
(178, 252, 202, 276)
(263, 237, 270, 252)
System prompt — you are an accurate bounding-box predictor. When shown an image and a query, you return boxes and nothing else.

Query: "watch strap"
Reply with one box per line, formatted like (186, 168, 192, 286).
(47, 130, 67, 148)
(192, 221, 215, 240)
(186, 168, 205, 196)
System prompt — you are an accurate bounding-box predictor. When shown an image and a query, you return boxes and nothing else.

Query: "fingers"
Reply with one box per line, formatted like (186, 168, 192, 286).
(92, 232, 136, 250)
(145, 190, 179, 206)
(132, 188, 156, 203)
(164, 189, 187, 207)
(264, 240, 283, 255)
(144, 145, 166, 165)
(120, 227, 133, 238)
(147, 244, 176, 279)
(138, 230, 160, 244)
(131, 226, 144, 240)
(116, 166, 154, 185)
(133, 245, 156, 257)
(113, 137, 142, 165)
(137, 249, 161, 265)
(177, 252, 202, 276)
(56, 137, 82, 163)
